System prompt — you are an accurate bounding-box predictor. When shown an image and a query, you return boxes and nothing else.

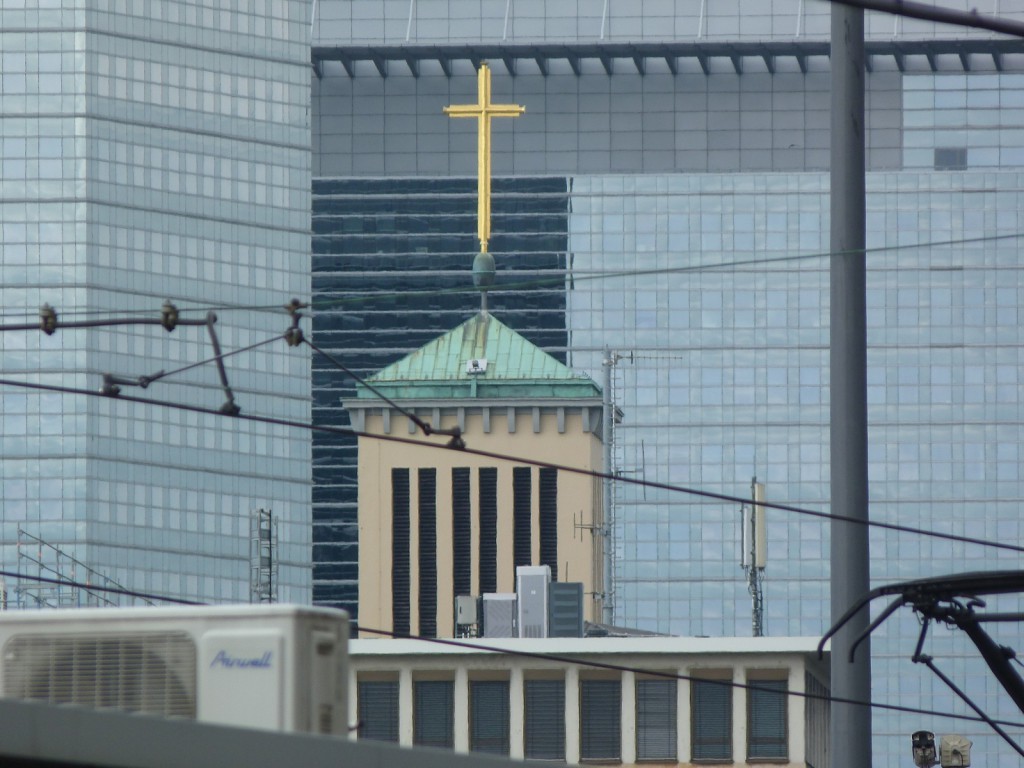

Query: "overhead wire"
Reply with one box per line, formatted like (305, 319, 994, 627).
(0, 569, 204, 606)
(2, 230, 1022, 322)
(827, 0, 1024, 37)
(0, 373, 1022, 557)
(3, 558, 1019, 732)
(354, 622, 1024, 729)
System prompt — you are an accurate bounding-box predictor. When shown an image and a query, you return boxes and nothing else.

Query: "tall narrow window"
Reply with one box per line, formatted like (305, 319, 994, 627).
(513, 466, 532, 578)
(524, 679, 565, 760)
(391, 469, 410, 636)
(692, 677, 732, 761)
(580, 678, 621, 760)
(637, 678, 677, 760)
(418, 468, 437, 637)
(358, 680, 399, 743)
(748, 678, 788, 759)
(539, 467, 558, 579)
(414, 680, 453, 749)
(478, 467, 498, 594)
(470, 680, 510, 754)
(452, 467, 472, 599)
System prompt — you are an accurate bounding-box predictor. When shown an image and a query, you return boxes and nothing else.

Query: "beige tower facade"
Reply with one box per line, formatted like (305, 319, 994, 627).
(346, 313, 607, 638)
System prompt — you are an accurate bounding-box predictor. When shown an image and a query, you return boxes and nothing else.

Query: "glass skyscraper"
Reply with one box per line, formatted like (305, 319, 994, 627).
(1, 0, 313, 603)
(311, 1, 1024, 762)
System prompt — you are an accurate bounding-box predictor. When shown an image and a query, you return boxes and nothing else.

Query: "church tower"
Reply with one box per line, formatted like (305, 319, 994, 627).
(346, 312, 607, 638)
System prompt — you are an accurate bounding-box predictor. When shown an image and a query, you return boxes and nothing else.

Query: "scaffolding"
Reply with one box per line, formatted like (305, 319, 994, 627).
(15, 529, 154, 609)
(250, 508, 278, 603)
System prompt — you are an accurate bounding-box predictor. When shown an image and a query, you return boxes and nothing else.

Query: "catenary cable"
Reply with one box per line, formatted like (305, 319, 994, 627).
(0, 374, 1022, 557)
(1, 565, 1021, 731)
(2, 230, 1022, 322)
(828, 0, 1024, 38)
(353, 622, 1024, 728)
(0, 569, 204, 606)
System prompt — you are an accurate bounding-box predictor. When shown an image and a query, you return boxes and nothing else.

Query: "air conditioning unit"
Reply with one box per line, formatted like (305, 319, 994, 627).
(0, 604, 349, 736)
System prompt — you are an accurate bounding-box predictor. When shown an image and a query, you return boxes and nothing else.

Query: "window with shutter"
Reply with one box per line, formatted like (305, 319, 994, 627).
(478, 467, 498, 594)
(414, 680, 454, 749)
(637, 678, 677, 760)
(539, 467, 558, 578)
(391, 469, 410, 636)
(418, 468, 437, 637)
(580, 678, 621, 760)
(358, 680, 399, 743)
(691, 677, 732, 761)
(470, 680, 510, 754)
(524, 679, 565, 760)
(747, 678, 787, 759)
(452, 467, 472, 599)
(513, 467, 532, 578)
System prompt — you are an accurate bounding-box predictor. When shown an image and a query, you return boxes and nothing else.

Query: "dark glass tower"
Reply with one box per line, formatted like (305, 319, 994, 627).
(310, 176, 570, 617)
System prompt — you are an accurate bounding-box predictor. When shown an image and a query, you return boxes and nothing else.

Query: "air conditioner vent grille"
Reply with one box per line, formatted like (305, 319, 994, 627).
(3, 632, 197, 719)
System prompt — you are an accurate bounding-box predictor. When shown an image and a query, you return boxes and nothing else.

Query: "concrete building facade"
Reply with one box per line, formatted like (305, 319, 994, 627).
(0, 0, 313, 603)
(349, 635, 830, 767)
(347, 312, 606, 637)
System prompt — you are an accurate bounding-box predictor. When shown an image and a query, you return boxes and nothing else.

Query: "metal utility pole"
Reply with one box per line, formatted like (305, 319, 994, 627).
(830, 4, 872, 768)
(601, 348, 619, 625)
(250, 508, 278, 603)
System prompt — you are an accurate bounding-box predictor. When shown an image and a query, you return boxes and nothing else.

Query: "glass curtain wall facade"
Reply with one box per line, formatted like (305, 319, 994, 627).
(311, 177, 569, 612)
(0, 0, 313, 603)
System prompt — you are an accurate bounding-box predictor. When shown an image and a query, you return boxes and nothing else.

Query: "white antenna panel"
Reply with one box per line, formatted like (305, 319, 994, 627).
(753, 482, 767, 568)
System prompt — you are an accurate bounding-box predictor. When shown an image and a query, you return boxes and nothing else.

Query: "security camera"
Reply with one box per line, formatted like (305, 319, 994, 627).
(912, 731, 937, 768)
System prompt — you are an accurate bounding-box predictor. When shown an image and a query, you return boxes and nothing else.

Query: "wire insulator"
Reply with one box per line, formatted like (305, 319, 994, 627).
(39, 304, 57, 335)
(161, 300, 179, 331)
(285, 327, 304, 347)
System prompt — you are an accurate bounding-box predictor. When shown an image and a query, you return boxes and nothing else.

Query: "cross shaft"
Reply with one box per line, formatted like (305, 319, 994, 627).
(443, 63, 525, 254)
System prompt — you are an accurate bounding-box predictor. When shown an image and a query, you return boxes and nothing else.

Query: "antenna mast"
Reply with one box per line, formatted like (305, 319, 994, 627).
(740, 478, 767, 636)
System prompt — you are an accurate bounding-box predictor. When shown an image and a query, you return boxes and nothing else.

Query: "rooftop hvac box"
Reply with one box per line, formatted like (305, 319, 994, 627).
(548, 582, 584, 638)
(516, 565, 551, 638)
(482, 594, 516, 638)
(0, 605, 349, 736)
(455, 595, 479, 626)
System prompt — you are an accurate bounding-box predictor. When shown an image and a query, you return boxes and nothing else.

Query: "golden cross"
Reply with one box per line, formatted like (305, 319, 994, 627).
(443, 63, 525, 254)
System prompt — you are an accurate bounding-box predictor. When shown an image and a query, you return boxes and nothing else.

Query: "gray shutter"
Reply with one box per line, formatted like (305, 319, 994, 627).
(470, 680, 510, 754)
(524, 679, 565, 760)
(580, 679, 621, 760)
(391, 469, 410, 636)
(637, 679, 677, 760)
(478, 467, 498, 594)
(414, 680, 453, 748)
(513, 466, 532, 577)
(418, 468, 437, 637)
(692, 678, 732, 760)
(748, 679, 788, 758)
(452, 468, 472, 599)
(539, 467, 558, 577)
(358, 681, 399, 742)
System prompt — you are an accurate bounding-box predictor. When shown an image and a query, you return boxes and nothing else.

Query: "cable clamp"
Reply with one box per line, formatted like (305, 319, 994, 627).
(99, 374, 121, 397)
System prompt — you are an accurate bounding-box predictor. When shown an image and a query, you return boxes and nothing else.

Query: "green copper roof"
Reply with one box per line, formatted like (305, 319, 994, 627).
(357, 313, 602, 401)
